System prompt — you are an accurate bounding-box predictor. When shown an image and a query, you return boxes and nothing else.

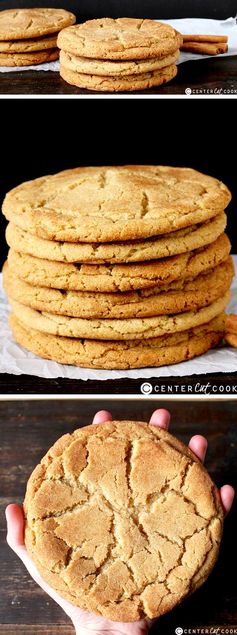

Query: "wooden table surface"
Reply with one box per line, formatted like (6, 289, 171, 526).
(1, 398, 236, 634)
(1, 371, 237, 395)
(0, 55, 236, 95)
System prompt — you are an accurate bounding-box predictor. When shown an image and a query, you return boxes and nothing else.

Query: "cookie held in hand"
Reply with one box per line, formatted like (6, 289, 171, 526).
(24, 421, 223, 621)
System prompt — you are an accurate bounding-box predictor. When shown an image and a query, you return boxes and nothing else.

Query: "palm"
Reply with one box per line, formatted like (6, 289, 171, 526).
(67, 606, 149, 635)
(40, 584, 149, 635)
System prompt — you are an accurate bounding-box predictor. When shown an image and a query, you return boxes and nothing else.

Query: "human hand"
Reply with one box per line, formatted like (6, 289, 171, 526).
(6, 409, 235, 635)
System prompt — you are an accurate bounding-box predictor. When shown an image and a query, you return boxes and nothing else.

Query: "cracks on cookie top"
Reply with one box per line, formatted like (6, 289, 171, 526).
(26, 425, 223, 614)
(99, 171, 107, 190)
(140, 191, 150, 219)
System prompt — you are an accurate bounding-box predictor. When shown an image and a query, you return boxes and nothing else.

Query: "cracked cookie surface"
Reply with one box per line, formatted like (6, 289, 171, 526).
(0, 8, 76, 40)
(57, 18, 182, 60)
(24, 421, 223, 621)
(5, 213, 227, 264)
(4, 258, 234, 319)
(59, 49, 179, 77)
(7, 234, 231, 293)
(9, 292, 230, 340)
(2, 166, 231, 242)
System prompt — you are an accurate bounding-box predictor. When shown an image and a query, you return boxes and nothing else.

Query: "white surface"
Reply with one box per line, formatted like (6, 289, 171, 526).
(0, 17, 236, 73)
(161, 17, 237, 63)
(0, 257, 237, 381)
(0, 59, 59, 73)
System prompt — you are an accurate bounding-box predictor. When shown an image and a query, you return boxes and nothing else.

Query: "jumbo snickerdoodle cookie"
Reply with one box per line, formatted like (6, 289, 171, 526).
(3, 258, 234, 319)
(60, 61, 177, 92)
(7, 234, 231, 293)
(10, 314, 226, 368)
(0, 33, 58, 52)
(0, 48, 58, 66)
(9, 292, 230, 340)
(5, 213, 227, 264)
(57, 18, 182, 60)
(60, 49, 179, 77)
(24, 420, 223, 620)
(2, 166, 231, 243)
(0, 8, 76, 40)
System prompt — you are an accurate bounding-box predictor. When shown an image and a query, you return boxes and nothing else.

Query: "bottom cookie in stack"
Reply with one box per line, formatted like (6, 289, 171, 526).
(59, 50, 178, 92)
(0, 47, 59, 66)
(9, 313, 226, 370)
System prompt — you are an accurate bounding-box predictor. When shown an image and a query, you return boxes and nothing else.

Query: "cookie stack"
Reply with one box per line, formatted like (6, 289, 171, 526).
(0, 8, 76, 67)
(2, 165, 234, 370)
(57, 18, 182, 92)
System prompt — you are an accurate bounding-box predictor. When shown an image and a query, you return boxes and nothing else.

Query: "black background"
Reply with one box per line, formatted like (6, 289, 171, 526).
(0, 98, 236, 268)
(0, 0, 236, 20)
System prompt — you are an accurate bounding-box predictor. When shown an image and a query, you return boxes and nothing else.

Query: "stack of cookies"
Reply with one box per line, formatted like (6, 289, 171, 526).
(0, 8, 76, 67)
(2, 165, 234, 370)
(57, 18, 182, 92)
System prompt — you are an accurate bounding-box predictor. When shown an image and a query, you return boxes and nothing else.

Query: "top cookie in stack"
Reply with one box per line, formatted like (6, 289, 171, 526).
(0, 8, 76, 67)
(2, 166, 234, 370)
(57, 19, 182, 92)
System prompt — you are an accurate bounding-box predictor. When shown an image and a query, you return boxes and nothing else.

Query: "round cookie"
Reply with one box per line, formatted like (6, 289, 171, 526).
(0, 8, 76, 41)
(0, 33, 58, 53)
(0, 48, 58, 66)
(24, 420, 223, 621)
(60, 49, 179, 77)
(9, 292, 230, 340)
(3, 258, 234, 319)
(60, 63, 177, 92)
(2, 166, 231, 243)
(7, 235, 231, 293)
(5, 213, 227, 264)
(57, 18, 182, 60)
(10, 313, 225, 369)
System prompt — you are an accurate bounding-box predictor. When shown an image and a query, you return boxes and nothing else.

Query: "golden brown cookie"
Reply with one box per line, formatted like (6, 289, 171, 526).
(0, 8, 76, 40)
(0, 33, 58, 52)
(60, 49, 179, 76)
(9, 292, 230, 340)
(60, 62, 177, 92)
(6, 213, 227, 264)
(6, 234, 231, 293)
(2, 166, 231, 243)
(10, 313, 225, 369)
(57, 18, 182, 60)
(0, 48, 58, 66)
(3, 258, 234, 319)
(24, 420, 223, 621)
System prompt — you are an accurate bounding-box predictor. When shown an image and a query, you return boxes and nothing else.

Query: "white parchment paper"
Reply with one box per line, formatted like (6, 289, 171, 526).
(0, 257, 236, 381)
(161, 17, 237, 64)
(0, 17, 236, 73)
(0, 58, 59, 73)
